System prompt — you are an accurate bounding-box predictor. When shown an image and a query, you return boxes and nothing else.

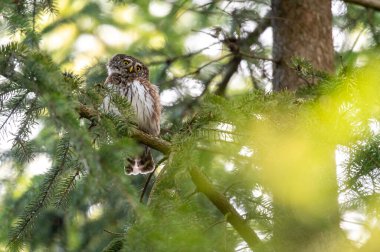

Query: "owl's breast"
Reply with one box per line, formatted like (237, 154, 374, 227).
(102, 76, 160, 135)
(123, 79, 159, 135)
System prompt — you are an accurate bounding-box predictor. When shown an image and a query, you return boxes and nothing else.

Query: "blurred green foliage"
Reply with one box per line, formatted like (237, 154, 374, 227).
(2, 0, 380, 251)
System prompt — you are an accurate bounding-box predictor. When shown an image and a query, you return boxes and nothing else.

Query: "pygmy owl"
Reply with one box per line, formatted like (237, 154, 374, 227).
(102, 54, 160, 175)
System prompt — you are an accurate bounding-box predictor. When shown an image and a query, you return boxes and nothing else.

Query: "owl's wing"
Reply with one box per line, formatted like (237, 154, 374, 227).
(101, 73, 125, 115)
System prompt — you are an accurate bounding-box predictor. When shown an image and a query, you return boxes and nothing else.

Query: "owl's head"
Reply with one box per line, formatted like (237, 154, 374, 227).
(107, 54, 149, 79)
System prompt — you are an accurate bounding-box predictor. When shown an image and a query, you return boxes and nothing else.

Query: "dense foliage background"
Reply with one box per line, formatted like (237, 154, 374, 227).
(1, 0, 380, 251)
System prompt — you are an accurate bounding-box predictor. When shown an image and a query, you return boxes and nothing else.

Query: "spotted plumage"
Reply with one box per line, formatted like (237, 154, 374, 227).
(102, 54, 160, 175)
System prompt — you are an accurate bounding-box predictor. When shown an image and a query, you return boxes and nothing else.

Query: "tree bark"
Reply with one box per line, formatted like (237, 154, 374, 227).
(271, 1, 344, 250)
(272, 0, 334, 91)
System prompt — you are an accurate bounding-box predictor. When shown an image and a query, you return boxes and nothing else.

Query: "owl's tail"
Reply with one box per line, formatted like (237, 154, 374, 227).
(125, 145, 155, 175)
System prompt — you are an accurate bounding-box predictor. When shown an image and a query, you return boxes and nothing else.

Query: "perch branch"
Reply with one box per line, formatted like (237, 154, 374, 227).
(77, 103, 261, 248)
(76, 103, 171, 155)
(189, 167, 261, 250)
(344, 0, 380, 11)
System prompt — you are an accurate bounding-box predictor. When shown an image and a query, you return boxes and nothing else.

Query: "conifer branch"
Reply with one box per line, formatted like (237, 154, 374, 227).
(77, 103, 171, 155)
(0, 92, 28, 132)
(244, 11, 272, 47)
(157, 53, 233, 86)
(188, 167, 261, 250)
(54, 168, 81, 208)
(131, 130, 171, 155)
(344, 0, 380, 11)
(11, 98, 41, 163)
(77, 103, 261, 248)
(147, 41, 221, 66)
(212, 11, 271, 96)
(215, 56, 241, 96)
(32, 0, 37, 33)
(8, 136, 71, 250)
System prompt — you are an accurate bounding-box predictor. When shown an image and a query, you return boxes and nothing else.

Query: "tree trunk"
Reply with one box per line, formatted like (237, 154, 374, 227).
(272, 0, 334, 91)
(271, 0, 344, 250)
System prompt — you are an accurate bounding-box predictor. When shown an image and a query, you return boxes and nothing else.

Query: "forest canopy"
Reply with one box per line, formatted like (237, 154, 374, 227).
(1, 0, 380, 251)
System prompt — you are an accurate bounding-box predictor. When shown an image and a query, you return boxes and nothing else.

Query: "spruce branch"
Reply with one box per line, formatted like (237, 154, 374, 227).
(210, 11, 271, 96)
(11, 98, 42, 163)
(0, 90, 38, 163)
(214, 56, 241, 96)
(147, 41, 222, 66)
(8, 135, 71, 251)
(1, 0, 58, 36)
(77, 103, 262, 248)
(188, 167, 261, 250)
(77, 103, 171, 155)
(243, 11, 272, 47)
(32, 0, 37, 33)
(12, 137, 35, 164)
(101, 237, 125, 252)
(54, 166, 81, 208)
(344, 0, 380, 11)
(0, 81, 25, 107)
(0, 92, 28, 133)
(157, 53, 233, 86)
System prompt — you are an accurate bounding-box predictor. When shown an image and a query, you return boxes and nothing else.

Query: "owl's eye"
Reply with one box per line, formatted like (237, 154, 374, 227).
(123, 59, 132, 65)
(136, 65, 142, 72)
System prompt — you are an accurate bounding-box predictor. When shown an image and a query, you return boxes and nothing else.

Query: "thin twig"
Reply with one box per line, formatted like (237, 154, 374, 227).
(32, 0, 37, 33)
(240, 52, 277, 62)
(0, 92, 28, 132)
(158, 54, 233, 86)
(344, 0, 380, 11)
(103, 229, 126, 236)
(215, 56, 241, 96)
(147, 41, 221, 66)
(140, 157, 167, 203)
(203, 219, 226, 233)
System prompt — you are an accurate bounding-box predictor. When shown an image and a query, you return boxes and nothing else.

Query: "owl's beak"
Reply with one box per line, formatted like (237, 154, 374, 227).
(129, 66, 134, 73)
